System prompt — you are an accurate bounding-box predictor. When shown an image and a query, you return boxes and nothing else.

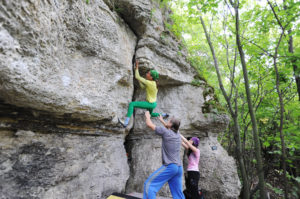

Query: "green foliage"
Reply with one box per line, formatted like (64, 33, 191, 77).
(191, 79, 202, 87)
(177, 51, 182, 57)
(152, 0, 169, 8)
(165, 0, 300, 198)
(160, 34, 165, 41)
(266, 183, 284, 195)
(150, 8, 156, 19)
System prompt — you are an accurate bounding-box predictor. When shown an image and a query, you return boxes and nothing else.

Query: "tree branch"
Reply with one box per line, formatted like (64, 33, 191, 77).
(267, 0, 286, 35)
(240, 35, 274, 57)
(199, 14, 235, 117)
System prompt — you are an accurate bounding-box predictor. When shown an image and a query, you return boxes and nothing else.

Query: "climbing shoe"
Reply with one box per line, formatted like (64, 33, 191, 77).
(126, 115, 134, 129)
(118, 117, 130, 128)
(161, 113, 169, 119)
(118, 118, 125, 127)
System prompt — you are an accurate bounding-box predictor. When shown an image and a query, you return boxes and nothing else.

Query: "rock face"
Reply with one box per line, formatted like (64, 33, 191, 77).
(197, 136, 241, 199)
(0, 130, 128, 199)
(0, 0, 241, 199)
(0, 0, 136, 122)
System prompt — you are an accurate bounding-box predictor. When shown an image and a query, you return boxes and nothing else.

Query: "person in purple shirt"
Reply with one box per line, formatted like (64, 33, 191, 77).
(181, 135, 201, 199)
(143, 111, 185, 199)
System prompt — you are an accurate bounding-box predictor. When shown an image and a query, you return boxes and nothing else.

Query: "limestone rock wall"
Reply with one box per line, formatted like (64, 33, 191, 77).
(198, 136, 241, 199)
(0, 0, 241, 198)
(0, 0, 136, 122)
(0, 130, 128, 199)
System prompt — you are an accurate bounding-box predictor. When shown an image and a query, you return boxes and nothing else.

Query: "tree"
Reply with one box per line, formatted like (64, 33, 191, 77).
(164, 0, 300, 198)
(229, 0, 266, 198)
(199, 13, 250, 199)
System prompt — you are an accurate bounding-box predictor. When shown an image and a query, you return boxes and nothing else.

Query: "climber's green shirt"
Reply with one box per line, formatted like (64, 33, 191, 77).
(135, 69, 157, 103)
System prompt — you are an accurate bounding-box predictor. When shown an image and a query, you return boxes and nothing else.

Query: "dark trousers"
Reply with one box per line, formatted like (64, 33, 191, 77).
(184, 171, 200, 199)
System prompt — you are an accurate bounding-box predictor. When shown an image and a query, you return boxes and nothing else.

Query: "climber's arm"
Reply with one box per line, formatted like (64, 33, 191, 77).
(135, 68, 148, 84)
(181, 141, 189, 149)
(145, 111, 156, 131)
(135, 60, 151, 86)
(138, 81, 146, 89)
(158, 115, 168, 128)
(180, 134, 198, 153)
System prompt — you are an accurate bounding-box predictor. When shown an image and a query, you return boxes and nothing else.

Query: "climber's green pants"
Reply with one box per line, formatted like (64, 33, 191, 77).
(126, 101, 160, 118)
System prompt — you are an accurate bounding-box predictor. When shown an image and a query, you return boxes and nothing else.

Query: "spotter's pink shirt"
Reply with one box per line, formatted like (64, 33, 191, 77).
(187, 149, 200, 171)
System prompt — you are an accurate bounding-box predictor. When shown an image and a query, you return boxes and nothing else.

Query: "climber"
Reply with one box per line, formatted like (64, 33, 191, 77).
(118, 60, 168, 128)
(143, 111, 185, 199)
(181, 136, 202, 199)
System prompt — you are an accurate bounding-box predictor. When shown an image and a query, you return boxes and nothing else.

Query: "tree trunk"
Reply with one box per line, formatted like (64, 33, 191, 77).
(273, 32, 288, 199)
(228, 124, 233, 152)
(288, 31, 300, 100)
(282, 0, 299, 101)
(199, 15, 250, 199)
(269, 0, 289, 196)
(231, 1, 266, 198)
(233, 115, 250, 199)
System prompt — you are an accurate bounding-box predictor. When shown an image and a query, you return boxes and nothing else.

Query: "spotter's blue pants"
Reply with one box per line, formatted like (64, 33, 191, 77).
(143, 164, 185, 199)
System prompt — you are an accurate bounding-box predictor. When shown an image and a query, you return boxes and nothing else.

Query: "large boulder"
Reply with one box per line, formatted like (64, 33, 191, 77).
(0, 0, 136, 122)
(0, 130, 129, 199)
(0, 0, 134, 198)
(197, 136, 241, 199)
(126, 84, 239, 198)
